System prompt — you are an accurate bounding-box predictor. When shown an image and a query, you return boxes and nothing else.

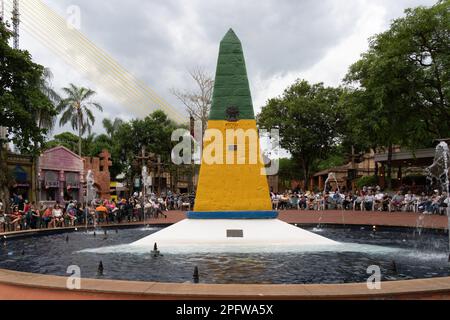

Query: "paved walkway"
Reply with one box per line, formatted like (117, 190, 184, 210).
(1, 210, 448, 237)
(0, 210, 449, 300)
(125, 210, 449, 229)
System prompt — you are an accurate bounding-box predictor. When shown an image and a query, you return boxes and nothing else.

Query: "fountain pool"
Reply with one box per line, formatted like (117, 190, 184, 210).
(0, 225, 448, 285)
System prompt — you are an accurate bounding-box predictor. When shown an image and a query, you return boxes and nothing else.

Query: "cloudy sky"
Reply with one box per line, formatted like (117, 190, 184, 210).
(4, 0, 438, 136)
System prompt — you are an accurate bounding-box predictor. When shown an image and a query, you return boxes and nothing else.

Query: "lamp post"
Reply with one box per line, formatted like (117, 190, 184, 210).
(142, 165, 148, 225)
(85, 170, 94, 232)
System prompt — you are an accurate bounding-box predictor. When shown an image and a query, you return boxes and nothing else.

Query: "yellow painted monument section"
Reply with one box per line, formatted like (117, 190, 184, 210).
(194, 120, 272, 212)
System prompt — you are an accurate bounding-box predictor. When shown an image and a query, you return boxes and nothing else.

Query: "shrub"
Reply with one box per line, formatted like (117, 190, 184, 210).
(356, 175, 378, 189)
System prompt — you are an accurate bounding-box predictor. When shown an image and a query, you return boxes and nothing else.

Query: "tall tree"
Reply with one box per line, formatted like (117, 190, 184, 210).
(34, 68, 61, 202)
(258, 80, 344, 185)
(0, 21, 56, 205)
(43, 132, 80, 153)
(37, 68, 61, 132)
(171, 67, 214, 133)
(344, 0, 450, 188)
(102, 118, 124, 140)
(115, 110, 179, 192)
(57, 84, 103, 156)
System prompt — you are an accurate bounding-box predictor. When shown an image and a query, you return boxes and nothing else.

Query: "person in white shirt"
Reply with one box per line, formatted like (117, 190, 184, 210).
(364, 191, 375, 211)
(374, 192, 384, 211)
(51, 204, 64, 228)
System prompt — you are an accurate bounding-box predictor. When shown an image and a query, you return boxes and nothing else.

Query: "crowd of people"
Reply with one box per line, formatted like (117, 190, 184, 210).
(271, 186, 449, 215)
(0, 192, 195, 232)
(1, 187, 448, 233)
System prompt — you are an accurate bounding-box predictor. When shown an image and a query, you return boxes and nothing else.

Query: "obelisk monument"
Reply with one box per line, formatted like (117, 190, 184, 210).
(131, 29, 338, 251)
(189, 28, 276, 219)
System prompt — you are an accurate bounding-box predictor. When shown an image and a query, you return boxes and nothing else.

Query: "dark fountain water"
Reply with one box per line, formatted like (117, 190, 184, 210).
(0, 225, 448, 284)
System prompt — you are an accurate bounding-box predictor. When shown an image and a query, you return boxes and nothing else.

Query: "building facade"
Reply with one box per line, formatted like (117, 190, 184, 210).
(7, 153, 36, 202)
(38, 146, 84, 206)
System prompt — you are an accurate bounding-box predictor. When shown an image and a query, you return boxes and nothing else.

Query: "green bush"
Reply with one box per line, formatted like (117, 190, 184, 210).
(356, 175, 378, 189)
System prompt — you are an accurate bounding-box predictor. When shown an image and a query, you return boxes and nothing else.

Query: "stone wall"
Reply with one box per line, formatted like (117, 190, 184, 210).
(83, 149, 112, 200)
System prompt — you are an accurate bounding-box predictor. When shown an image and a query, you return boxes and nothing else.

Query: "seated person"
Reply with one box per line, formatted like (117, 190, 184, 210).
(66, 205, 77, 226)
(52, 204, 64, 228)
(298, 194, 307, 210)
(437, 192, 448, 215)
(426, 191, 440, 214)
(42, 207, 53, 228)
(9, 206, 22, 230)
(342, 193, 353, 210)
(364, 192, 375, 211)
(403, 191, 415, 211)
(354, 192, 363, 210)
(28, 204, 40, 229)
(390, 192, 405, 211)
(280, 193, 290, 210)
(333, 191, 344, 207)
(307, 193, 315, 210)
(382, 194, 391, 212)
(374, 191, 384, 211)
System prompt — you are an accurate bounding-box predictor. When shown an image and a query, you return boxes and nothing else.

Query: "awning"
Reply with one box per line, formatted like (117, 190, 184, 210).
(374, 148, 435, 166)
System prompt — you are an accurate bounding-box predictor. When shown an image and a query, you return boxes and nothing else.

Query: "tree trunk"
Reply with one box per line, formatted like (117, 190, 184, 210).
(386, 143, 393, 190)
(301, 158, 310, 192)
(78, 114, 82, 156)
(33, 155, 39, 204)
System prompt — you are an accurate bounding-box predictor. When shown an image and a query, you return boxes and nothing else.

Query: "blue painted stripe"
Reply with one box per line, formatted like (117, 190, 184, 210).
(187, 211, 279, 220)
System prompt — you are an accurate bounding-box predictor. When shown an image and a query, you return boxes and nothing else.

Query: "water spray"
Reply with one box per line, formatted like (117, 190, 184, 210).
(426, 142, 450, 262)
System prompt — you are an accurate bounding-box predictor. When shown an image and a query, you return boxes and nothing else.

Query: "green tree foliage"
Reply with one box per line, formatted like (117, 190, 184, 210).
(44, 132, 79, 153)
(344, 0, 450, 188)
(114, 110, 179, 186)
(102, 118, 124, 140)
(37, 68, 61, 132)
(315, 146, 347, 172)
(356, 175, 379, 190)
(278, 158, 302, 185)
(0, 22, 56, 153)
(0, 21, 56, 204)
(258, 80, 344, 182)
(43, 131, 122, 178)
(57, 84, 103, 156)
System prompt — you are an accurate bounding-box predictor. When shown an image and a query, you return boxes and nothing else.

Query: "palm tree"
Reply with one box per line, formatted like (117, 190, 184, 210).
(37, 68, 61, 132)
(34, 68, 61, 203)
(102, 118, 124, 140)
(57, 84, 103, 156)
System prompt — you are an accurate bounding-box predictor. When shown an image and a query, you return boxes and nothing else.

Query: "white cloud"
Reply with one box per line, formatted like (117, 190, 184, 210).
(4, 0, 438, 135)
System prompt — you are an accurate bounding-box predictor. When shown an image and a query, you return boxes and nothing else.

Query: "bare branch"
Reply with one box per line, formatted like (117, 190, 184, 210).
(171, 67, 214, 130)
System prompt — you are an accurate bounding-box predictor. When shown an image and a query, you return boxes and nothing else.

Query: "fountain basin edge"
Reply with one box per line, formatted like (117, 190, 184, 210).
(1, 214, 449, 300)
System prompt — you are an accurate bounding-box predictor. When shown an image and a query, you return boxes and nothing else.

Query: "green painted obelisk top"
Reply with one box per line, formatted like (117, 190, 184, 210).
(209, 29, 255, 121)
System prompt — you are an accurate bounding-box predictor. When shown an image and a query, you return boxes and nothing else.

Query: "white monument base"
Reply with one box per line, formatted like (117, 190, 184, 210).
(130, 219, 340, 253)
